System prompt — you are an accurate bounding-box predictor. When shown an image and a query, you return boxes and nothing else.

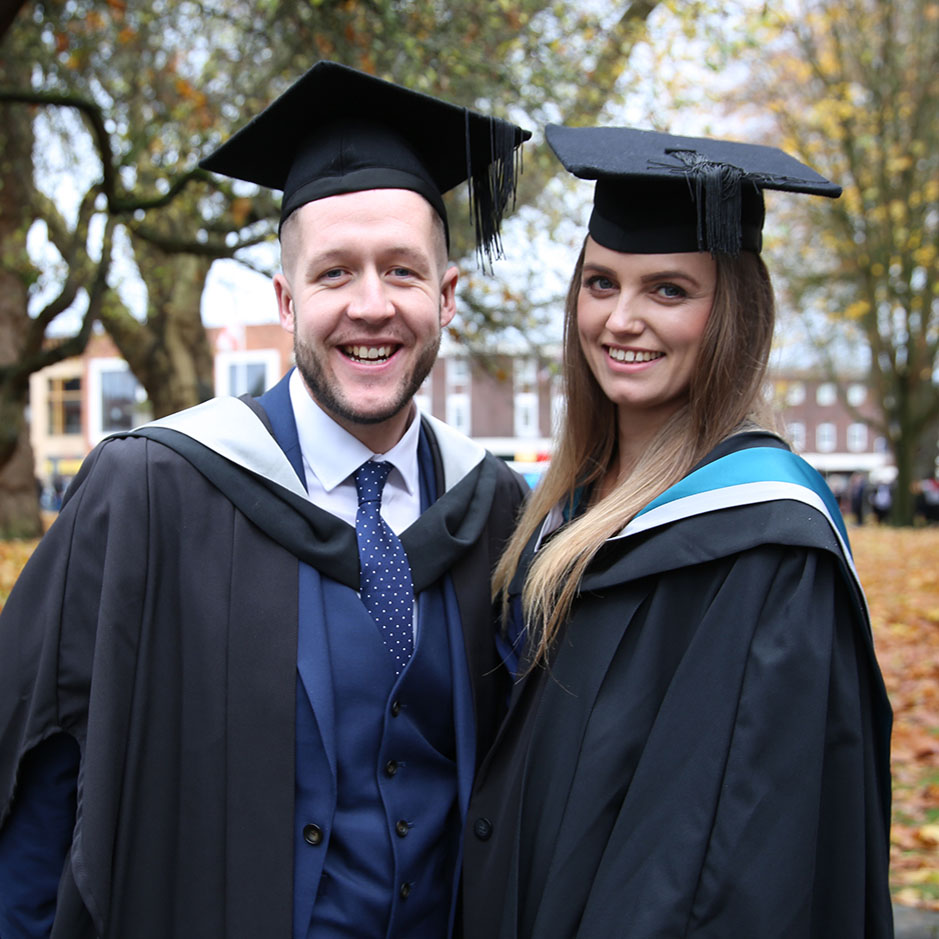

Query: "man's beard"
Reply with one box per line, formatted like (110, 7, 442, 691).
(293, 329, 440, 426)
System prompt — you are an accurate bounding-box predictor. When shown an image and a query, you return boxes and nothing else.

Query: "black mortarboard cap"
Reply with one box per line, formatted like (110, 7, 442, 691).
(200, 61, 531, 265)
(546, 124, 841, 256)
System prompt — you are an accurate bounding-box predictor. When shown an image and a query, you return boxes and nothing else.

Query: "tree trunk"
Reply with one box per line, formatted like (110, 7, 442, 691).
(892, 431, 916, 526)
(0, 426, 42, 538)
(0, 58, 42, 538)
(100, 250, 216, 418)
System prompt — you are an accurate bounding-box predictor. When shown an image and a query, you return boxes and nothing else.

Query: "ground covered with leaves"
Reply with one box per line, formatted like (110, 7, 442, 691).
(851, 526, 939, 910)
(0, 524, 937, 907)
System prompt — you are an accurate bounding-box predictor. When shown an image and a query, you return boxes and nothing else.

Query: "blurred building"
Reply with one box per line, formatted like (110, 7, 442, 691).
(769, 373, 894, 486)
(28, 326, 294, 487)
(27, 329, 893, 495)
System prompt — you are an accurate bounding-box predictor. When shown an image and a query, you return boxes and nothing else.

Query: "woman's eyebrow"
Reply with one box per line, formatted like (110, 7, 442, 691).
(638, 269, 703, 288)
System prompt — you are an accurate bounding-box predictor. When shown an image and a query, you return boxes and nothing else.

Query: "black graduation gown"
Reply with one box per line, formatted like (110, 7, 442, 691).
(462, 434, 894, 939)
(0, 395, 526, 938)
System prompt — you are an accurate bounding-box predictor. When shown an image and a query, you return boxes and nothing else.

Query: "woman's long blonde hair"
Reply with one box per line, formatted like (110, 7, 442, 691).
(494, 241, 778, 667)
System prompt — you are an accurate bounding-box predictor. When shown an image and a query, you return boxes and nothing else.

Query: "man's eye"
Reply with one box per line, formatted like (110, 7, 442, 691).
(391, 267, 414, 278)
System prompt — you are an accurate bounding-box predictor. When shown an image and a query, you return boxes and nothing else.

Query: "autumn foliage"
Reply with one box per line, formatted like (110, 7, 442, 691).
(851, 526, 939, 909)
(1, 523, 937, 908)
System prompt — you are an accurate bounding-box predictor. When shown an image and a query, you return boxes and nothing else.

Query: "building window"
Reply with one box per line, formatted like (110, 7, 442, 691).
(847, 423, 868, 452)
(816, 422, 837, 452)
(847, 383, 867, 407)
(88, 359, 145, 441)
(514, 358, 537, 390)
(816, 383, 837, 406)
(100, 369, 139, 433)
(788, 421, 806, 451)
(514, 394, 539, 438)
(47, 376, 82, 435)
(447, 357, 470, 388)
(215, 350, 281, 397)
(514, 358, 539, 438)
(414, 374, 432, 415)
(446, 392, 471, 434)
(785, 382, 805, 406)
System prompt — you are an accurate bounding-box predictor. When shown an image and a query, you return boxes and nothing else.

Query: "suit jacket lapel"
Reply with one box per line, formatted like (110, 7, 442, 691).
(256, 370, 305, 485)
(258, 371, 338, 774)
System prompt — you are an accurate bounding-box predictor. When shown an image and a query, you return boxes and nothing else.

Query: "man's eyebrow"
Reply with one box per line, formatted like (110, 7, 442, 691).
(378, 245, 434, 268)
(301, 245, 434, 275)
(301, 249, 346, 275)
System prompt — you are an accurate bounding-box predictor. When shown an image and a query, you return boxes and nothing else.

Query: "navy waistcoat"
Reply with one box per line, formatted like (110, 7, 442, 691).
(292, 427, 467, 938)
(297, 576, 458, 938)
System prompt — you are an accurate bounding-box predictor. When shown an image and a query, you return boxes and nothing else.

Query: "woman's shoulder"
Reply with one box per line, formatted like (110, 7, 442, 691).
(691, 425, 790, 471)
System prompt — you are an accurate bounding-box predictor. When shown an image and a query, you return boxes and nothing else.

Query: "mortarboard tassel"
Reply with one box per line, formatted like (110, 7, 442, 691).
(663, 149, 745, 256)
(685, 152, 744, 256)
(468, 113, 523, 270)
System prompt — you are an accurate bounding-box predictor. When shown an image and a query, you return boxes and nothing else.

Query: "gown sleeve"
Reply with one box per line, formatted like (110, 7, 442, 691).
(0, 735, 79, 938)
(0, 440, 144, 937)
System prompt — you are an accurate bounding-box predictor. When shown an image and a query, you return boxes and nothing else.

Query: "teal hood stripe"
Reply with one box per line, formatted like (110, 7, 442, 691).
(637, 447, 849, 546)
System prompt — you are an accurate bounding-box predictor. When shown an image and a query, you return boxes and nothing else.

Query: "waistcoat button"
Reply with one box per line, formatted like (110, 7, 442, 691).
(395, 819, 410, 837)
(303, 823, 324, 846)
(391, 699, 401, 717)
(473, 817, 493, 841)
(399, 882, 411, 899)
(385, 760, 399, 777)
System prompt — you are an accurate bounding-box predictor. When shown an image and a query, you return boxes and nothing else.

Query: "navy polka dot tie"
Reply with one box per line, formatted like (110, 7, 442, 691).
(353, 460, 415, 676)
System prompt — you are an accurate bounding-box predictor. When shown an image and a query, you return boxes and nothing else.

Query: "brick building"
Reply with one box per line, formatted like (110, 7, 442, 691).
(769, 373, 893, 482)
(28, 327, 559, 488)
(28, 327, 893, 495)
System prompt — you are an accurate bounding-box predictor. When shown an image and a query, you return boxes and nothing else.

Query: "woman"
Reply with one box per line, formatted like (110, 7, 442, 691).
(462, 127, 893, 938)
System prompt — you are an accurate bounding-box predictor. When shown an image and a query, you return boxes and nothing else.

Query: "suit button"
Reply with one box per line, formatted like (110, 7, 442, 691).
(384, 760, 399, 777)
(303, 823, 323, 846)
(399, 882, 411, 899)
(473, 817, 492, 841)
(391, 699, 401, 717)
(395, 819, 410, 838)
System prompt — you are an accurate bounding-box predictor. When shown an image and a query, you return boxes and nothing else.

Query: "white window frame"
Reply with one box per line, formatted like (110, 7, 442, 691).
(816, 422, 837, 452)
(816, 382, 837, 406)
(847, 383, 867, 407)
(788, 421, 806, 452)
(446, 392, 471, 434)
(414, 374, 433, 416)
(447, 357, 470, 388)
(514, 392, 540, 439)
(847, 422, 869, 452)
(88, 358, 144, 444)
(215, 349, 282, 397)
(785, 382, 806, 406)
(514, 357, 538, 389)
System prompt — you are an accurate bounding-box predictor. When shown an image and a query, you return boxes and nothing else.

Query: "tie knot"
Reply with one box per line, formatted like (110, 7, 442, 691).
(354, 460, 393, 505)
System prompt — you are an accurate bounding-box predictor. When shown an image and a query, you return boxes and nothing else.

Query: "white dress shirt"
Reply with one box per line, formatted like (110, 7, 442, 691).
(288, 368, 422, 535)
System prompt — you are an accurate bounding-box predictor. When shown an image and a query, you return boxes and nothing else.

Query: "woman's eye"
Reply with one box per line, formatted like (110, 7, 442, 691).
(584, 274, 615, 291)
(655, 283, 687, 299)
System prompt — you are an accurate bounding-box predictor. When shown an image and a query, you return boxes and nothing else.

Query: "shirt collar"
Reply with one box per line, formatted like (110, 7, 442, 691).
(288, 368, 421, 494)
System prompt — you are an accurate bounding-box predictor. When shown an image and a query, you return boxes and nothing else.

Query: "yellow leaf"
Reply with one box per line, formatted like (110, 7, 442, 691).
(915, 825, 939, 847)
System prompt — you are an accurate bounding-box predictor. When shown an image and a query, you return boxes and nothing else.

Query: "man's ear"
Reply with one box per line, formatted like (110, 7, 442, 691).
(439, 264, 459, 328)
(274, 273, 295, 333)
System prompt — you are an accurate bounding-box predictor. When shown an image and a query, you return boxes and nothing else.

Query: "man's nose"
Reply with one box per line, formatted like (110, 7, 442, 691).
(347, 270, 394, 321)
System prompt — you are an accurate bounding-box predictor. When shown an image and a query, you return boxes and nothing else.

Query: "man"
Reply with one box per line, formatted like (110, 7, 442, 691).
(0, 61, 529, 938)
